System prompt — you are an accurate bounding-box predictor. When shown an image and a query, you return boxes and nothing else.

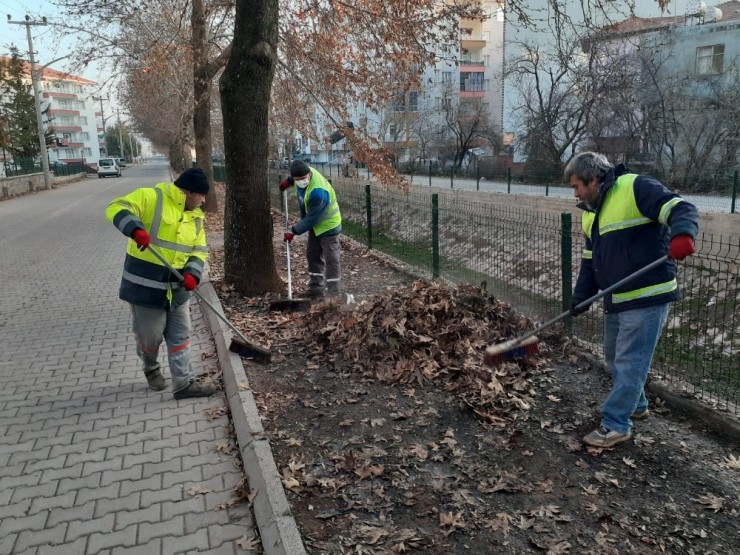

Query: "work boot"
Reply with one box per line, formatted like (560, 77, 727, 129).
(144, 368, 166, 391)
(173, 381, 217, 400)
(303, 287, 326, 298)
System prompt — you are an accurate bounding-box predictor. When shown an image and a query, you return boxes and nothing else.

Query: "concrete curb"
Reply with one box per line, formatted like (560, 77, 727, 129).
(197, 282, 308, 555)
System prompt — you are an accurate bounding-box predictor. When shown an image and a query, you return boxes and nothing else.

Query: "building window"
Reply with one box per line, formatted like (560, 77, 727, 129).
(484, 55, 490, 67)
(392, 93, 405, 112)
(389, 124, 397, 138)
(64, 149, 73, 158)
(442, 71, 452, 83)
(409, 91, 418, 112)
(696, 44, 724, 75)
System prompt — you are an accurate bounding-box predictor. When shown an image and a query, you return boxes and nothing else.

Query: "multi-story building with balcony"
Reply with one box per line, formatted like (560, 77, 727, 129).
(293, 1, 506, 167)
(4, 59, 102, 166)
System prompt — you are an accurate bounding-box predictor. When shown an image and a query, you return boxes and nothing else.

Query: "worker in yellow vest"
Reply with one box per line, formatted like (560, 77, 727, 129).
(106, 168, 217, 400)
(280, 161, 342, 297)
(566, 152, 698, 448)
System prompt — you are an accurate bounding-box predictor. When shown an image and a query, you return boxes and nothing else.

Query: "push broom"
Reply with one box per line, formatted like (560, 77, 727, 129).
(147, 245, 272, 364)
(483, 255, 670, 366)
(268, 189, 312, 312)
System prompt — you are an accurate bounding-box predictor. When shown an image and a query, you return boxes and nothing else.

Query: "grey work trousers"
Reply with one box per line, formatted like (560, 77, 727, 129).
(130, 302, 194, 393)
(307, 231, 341, 292)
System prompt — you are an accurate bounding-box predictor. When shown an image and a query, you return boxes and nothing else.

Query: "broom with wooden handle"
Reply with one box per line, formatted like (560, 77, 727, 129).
(147, 245, 271, 364)
(483, 255, 670, 366)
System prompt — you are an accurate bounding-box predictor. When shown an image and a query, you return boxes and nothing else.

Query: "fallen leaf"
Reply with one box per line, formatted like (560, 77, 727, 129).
(188, 485, 211, 496)
(238, 382, 250, 391)
(694, 493, 724, 512)
(719, 454, 740, 470)
(236, 533, 259, 551)
(622, 457, 636, 468)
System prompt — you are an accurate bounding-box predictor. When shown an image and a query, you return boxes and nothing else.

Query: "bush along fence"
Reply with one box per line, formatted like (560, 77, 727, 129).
(253, 168, 740, 415)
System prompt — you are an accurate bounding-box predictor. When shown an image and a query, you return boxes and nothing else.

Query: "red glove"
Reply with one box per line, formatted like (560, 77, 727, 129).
(669, 235, 695, 261)
(279, 177, 294, 191)
(181, 274, 198, 291)
(131, 229, 150, 251)
(283, 231, 295, 242)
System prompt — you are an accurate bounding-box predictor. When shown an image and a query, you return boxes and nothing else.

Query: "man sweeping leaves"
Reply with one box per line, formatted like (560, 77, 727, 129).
(566, 152, 698, 448)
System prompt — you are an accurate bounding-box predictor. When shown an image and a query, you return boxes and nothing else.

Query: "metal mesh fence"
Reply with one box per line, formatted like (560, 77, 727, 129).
(256, 168, 739, 414)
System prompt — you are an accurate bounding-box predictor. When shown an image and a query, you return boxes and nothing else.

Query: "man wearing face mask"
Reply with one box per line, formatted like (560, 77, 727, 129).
(565, 152, 698, 448)
(279, 160, 342, 297)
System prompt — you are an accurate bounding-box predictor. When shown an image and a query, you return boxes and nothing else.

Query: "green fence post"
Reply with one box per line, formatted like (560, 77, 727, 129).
(476, 163, 480, 191)
(732, 170, 738, 214)
(450, 167, 454, 189)
(367, 166, 370, 179)
(561, 212, 573, 333)
(321, 163, 325, 175)
(507, 167, 512, 194)
(429, 161, 432, 187)
(432, 194, 440, 277)
(410, 162, 414, 183)
(192, 160, 196, 168)
(546, 181, 550, 197)
(365, 184, 373, 249)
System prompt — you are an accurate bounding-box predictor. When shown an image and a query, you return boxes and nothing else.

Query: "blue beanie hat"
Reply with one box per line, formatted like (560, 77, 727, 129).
(175, 168, 210, 194)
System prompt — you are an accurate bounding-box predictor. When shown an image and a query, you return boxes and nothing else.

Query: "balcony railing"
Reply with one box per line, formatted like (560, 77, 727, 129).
(460, 83, 485, 92)
(461, 61, 485, 67)
(461, 35, 487, 42)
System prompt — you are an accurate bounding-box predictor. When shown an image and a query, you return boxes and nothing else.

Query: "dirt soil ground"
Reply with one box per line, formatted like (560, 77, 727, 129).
(206, 185, 739, 555)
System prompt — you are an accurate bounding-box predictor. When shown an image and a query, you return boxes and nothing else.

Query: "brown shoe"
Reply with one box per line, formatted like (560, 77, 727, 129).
(583, 426, 631, 448)
(173, 381, 217, 400)
(144, 368, 166, 391)
(632, 409, 649, 421)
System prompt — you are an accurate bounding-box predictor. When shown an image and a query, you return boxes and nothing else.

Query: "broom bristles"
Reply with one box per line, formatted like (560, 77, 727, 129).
(483, 336, 539, 366)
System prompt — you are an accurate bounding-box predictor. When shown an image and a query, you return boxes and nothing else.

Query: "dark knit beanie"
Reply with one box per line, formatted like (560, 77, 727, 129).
(290, 160, 311, 178)
(175, 168, 210, 194)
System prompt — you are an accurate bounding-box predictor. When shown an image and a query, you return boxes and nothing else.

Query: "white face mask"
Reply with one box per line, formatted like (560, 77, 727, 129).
(295, 176, 310, 188)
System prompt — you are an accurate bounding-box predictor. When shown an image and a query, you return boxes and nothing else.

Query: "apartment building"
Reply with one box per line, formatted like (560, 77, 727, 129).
(2, 59, 103, 166)
(36, 65, 102, 166)
(297, 0, 506, 166)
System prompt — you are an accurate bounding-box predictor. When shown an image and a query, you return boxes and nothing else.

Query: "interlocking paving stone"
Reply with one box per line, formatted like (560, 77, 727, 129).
(0, 173, 258, 553)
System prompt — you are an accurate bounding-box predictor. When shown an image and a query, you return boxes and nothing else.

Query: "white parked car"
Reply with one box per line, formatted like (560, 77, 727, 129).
(98, 158, 121, 178)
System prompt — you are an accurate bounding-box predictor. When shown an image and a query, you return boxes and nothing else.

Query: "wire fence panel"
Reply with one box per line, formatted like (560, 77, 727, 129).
(260, 169, 739, 414)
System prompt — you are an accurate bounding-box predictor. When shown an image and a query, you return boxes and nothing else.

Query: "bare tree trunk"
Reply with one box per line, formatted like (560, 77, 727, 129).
(192, 0, 217, 213)
(219, 0, 281, 295)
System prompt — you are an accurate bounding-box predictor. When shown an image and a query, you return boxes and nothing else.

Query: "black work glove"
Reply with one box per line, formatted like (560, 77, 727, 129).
(570, 299, 591, 317)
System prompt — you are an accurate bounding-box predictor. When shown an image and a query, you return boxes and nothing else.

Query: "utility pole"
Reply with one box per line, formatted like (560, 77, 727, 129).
(92, 95, 109, 156)
(8, 15, 52, 190)
(127, 131, 134, 163)
(117, 110, 124, 158)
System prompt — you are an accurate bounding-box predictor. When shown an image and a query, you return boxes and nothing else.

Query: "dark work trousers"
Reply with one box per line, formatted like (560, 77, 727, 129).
(307, 230, 341, 293)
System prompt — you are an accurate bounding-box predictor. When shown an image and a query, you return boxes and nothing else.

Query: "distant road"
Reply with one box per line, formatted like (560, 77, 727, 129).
(397, 174, 736, 214)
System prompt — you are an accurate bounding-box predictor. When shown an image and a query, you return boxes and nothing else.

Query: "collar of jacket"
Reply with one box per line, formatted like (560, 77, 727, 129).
(157, 181, 204, 216)
(577, 163, 632, 212)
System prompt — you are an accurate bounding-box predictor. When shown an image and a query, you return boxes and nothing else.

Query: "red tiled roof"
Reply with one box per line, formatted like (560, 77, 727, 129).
(0, 56, 96, 85)
(604, 1, 740, 34)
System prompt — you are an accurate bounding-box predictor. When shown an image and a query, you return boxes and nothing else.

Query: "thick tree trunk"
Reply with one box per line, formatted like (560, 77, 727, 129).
(218, 0, 281, 295)
(191, 0, 217, 213)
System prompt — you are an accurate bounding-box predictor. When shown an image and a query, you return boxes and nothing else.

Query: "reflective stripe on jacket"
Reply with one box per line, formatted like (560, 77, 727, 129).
(295, 167, 341, 236)
(574, 166, 698, 313)
(105, 182, 208, 309)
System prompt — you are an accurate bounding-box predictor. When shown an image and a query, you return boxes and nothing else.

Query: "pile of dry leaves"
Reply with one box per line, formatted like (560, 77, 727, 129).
(300, 281, 547, 426)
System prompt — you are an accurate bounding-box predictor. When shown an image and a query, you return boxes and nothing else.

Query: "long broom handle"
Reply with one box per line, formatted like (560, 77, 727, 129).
(500, 254, 670, 349)
(146, 244, 253, 347)
(283, 189, 293, 300)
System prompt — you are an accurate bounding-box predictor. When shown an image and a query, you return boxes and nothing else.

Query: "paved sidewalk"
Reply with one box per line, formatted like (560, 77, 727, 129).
(0, 166, 258, 554)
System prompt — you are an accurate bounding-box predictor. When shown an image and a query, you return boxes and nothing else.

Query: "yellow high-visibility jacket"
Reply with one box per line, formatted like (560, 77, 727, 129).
(105, 182, 208, 309)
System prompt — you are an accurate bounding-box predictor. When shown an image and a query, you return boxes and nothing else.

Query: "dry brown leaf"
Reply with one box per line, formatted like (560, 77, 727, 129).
(694, 493, 724, 512)
(284, 437, 303, 447)
(236, 533, 259, 551)
(719, 454, 740, 470)
(188, 485, 211, 496)
(370, 418, 386, 427)
(238, 382, 250, 391)
(409, 444, 429, 461)
(622, 457, 636, 468)
(439, 511, 465, 534)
